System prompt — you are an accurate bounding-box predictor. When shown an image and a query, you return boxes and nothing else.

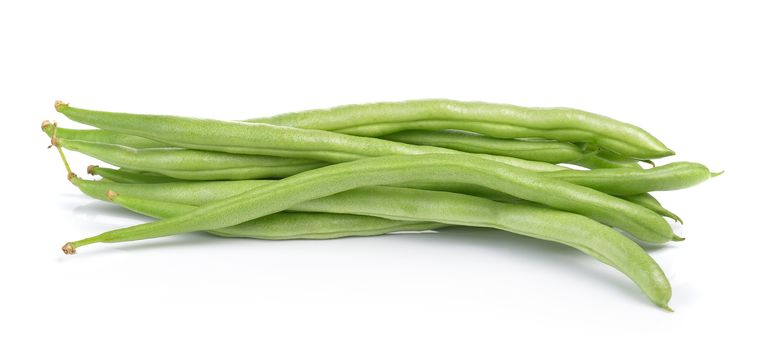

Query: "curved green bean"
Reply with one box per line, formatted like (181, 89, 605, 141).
(107, 191, 443, 240)
(59, 128, 711, 194)
(70, 177, 681, 225)
(71, 176, 262, 203)
(246, 99, 673, 159)
(61, 153, 679, 255)
(382, 130, 588, 163)
(45, 122, 640, 172)
(46, 122, 580, 165)
(42, 121, 627, 170)
(571, 152, 644, 169)
(620, 193, 682, 224)
(545, 162, 715, 195)
(47, 122, 710, 194)
(102, 182, 672, 309)
(88, 165, 179, 184)
(56, 138, 328, 180)
(42, 121, 168, 148)
(53, 103, 567, 173)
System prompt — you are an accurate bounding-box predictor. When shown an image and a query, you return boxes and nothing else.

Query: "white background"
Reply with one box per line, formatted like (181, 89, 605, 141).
(2, 1, 758, 349)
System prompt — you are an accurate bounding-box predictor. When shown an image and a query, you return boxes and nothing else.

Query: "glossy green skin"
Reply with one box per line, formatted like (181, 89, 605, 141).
(108, 193, 443, 240)
(571, 152, 643, 169)
(47, 125, 643, 172)
(88, 166, 179, 184)
(55, 103, 565, 173)
(247, 99, 673, 159)
(95, 181, 671, 309)
(48, 126, 588, 164)
(52, 127, 709, 193)
(72, 177, 681, 225)
(545, 162, 713, 196)
(42, 123, 168, 148)
(65, 154, 677, 255)
(44, 123, 634, 170)
(382, 130, 587, 164)
(620, 193, 682, 224)
(58, 138, 328, 180)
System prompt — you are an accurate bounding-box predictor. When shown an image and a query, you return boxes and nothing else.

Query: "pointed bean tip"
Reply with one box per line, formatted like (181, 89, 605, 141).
(711, 170, 725, 177)
(54, 100, 68, 112)
(662, 305, 674, 312)
(671, 234, 686, 242)
(62, 242, 76, 255)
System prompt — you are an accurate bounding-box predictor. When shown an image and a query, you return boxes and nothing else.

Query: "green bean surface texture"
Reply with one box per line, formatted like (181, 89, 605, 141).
(103, 187, 671, 309)
(571, 152, 644, 169)
(87, 165, 179, 184)
(382, 130, 588, 164)
(620, 193, 683, 224)
(69, 177, 683, 226)
(43, 123, 633, 169)
(56, 138, 327, 180)
(42, 121, 169, 148)
(247, 99, 673, 159)
(107, 191, 444, 240)
(545, 162, 715, 196)
(54, 103, 566, 173)
(61, 154, 680, 255)
(50, 126, 710, 194)
(45, 99, 720, 310)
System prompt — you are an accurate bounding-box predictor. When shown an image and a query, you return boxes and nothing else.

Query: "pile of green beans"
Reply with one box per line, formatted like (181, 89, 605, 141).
(43, 99, 721, 310)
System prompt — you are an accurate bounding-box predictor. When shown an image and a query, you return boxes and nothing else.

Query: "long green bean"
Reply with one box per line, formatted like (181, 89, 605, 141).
(106, 190, 443, 240)
(87, 165, 179, 184)
(42, 121, 168, 148)
(49, 127, 710, 194)
(382, 130, 588, 163)
(56, 138, 328, 180)
(246, 99, 673, 159)
(103, 184, 672, 309)
(53, 102, 568, 173)
(60, 153, 680, 255)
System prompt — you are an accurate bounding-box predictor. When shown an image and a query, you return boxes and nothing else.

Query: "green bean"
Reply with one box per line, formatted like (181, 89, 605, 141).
(60, 153, 680, 256)
(56, 138, 328, 180)
(53, 102, 567, 173)
(51, 125, 589, 165)
(41, 121, 168, 148)
(67, 141, 712, 195)
(620, 193, 682, 224)
(545, 162, 716, 196)
(406, 181, 683, 221)
(44, 122, 640, 172)
(571, 152, 644, 169)
(42, 123, 600, 168)
(246, 99, 673, 159)
(48, 125, 710, 195)
(381, 130, 588, 163)
(87, 165, 179, 184)
(101, 183, 672, 309)
(71, 176, 262, 203)
(106, 190, 443, 240)
(70, 176, 684, 257)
